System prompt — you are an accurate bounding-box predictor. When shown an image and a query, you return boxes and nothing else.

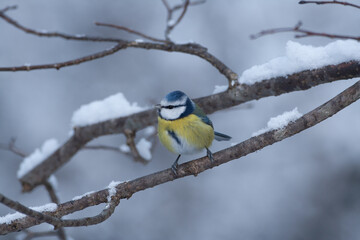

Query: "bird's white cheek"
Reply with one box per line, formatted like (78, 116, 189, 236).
(161, 106, 186, 120)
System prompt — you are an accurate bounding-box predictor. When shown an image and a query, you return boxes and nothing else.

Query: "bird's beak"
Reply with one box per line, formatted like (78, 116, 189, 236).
(155, 104, 161, 110)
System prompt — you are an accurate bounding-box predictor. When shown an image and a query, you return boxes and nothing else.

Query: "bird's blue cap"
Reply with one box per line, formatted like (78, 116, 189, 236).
(165, 90, 186, 102)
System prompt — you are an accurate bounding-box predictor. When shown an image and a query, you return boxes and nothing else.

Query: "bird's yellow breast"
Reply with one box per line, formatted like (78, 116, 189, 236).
(158, 114, 214, 154)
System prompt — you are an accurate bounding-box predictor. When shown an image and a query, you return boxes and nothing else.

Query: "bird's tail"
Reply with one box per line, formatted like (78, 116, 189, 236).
(214, 131, 231, 141)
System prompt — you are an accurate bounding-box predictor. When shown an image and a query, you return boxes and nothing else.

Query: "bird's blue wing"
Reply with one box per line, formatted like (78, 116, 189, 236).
(193, 104, 213, 128)
(193, 104, 231, 141)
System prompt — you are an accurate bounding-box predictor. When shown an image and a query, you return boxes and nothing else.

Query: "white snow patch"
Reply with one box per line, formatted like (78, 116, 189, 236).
(68, 129, 74, 137)
(72, 191, 95, 201)
(240, 40, 360, 84)
(213, 85, 228, 94)
(136, 138, 152, 161)
(71, 93, 147, 127)
(17, 139, 59, 178)
(135, 39, 144, 43)
(48, 175, 58, 191)
(0, 203, 57, 224)
(119, 138, 152, 160)
(167, 19, 176, 26)
(143, 126, 156, 137)
(252, 107, 302, 136)
(119, 144, 130, 153)
(107, 181, 122, 203)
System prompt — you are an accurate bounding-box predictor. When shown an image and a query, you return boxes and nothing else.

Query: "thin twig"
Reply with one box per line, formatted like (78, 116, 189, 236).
(299, 0, 360, 9)
(0, 5, 17, 14)
(83, 144, 130, 154)
(0, 43, 127, 71)
(251, 21, 360, 41)
(43, 179, 67, 240)
(124, 129, 149, 164)
(83, 127, 157, 163)
(0, 9, 123, 43)
(169, 0, 190, 30)
(43, 181, 60, 205)
(95, 22, 168, 43)
(22, 230, 59, 240)
(2, 80, 360, 234)
(162, 0, 171, 11)
(0, 138, 27, 158)
(163, 0, 196, 41)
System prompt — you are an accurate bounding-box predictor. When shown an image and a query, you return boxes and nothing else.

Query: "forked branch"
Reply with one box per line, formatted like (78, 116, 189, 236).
(299, 0, 360, 9)
(251, 21, 360, 41)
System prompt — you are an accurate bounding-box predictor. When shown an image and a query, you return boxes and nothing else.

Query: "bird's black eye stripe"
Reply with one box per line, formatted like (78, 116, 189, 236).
(162, 104, 186, 109)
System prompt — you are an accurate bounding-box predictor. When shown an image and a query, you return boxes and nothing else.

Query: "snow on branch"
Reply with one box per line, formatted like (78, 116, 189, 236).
(240, 40, 360, 84)
(0, 202, 57, 225)
(2, 80, 359, 234)
(0, 180, 122, 233)
(17, 139, 59, 178)
(71, 93, 147, 127)
(252, 108, 302, 136)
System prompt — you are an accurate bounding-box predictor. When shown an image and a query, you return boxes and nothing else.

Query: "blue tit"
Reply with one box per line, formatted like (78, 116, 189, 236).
(156, 90, 231, 174)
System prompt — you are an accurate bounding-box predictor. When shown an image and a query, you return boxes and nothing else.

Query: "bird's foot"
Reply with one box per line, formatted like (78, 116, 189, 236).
(171, 162, 178, 175)
(206, 148, 214, 163)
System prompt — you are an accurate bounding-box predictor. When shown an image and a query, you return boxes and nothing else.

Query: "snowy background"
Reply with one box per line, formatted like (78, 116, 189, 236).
(1, 0, 360, 239)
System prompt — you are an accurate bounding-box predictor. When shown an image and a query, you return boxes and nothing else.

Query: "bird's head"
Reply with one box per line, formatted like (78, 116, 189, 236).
(156, 90, 195, 120)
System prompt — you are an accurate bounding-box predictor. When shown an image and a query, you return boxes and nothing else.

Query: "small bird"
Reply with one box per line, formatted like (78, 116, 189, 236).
(156, 90, 231, 174)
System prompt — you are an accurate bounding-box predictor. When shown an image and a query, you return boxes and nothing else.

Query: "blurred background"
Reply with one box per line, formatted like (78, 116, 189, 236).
(1, 0, 360, 239)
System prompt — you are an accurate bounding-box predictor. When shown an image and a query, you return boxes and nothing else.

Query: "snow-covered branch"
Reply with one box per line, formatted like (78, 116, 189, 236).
(18, 59, 360, 192)
(2, 79, 359, 234)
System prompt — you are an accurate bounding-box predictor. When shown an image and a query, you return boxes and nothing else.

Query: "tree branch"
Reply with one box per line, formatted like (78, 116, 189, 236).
(18, 60, 360, 192)
(22, 230, 65, 240)
(95, 22, 168, 43)
(0, 43, 128, 71)
(0, 7, 237, 86)
(2, 79, 359, 234)
(0, 8, 123, 43)
(0, 188, 120, 234)
(43, 180, 67, 240)
(0, 193, 62, 227)
(164, 0, 190, 41)
(0, 138, 27, 158)
(0, 5, 17, 14)
(124, 129, 149, 164)
(299, 0, 360, 9)
(83, 144, 130, 154)
(251, 21, 360, 40)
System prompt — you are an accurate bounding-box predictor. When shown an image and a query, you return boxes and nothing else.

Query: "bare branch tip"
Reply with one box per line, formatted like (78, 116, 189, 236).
(0, 5, 18, 14)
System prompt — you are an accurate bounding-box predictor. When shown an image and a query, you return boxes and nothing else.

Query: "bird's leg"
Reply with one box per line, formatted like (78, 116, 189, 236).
(171, 154, 181, 175)
(206, 147, 214, 163)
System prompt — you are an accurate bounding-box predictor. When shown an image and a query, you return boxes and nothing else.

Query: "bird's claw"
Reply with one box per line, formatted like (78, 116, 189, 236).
(206, 148, 214, 163)
(171, 163, 178, 175)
